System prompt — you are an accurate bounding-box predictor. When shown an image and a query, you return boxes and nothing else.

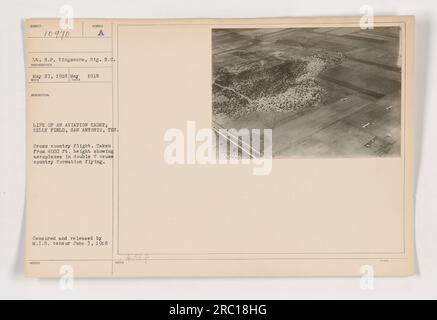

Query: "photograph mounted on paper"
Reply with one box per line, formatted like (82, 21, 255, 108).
(24, 16, 415, 278)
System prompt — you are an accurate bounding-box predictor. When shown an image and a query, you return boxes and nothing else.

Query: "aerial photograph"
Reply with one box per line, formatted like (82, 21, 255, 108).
(212, 27, 402, 158)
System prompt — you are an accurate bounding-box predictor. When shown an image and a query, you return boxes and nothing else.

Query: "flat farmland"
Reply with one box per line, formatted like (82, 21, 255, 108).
(212, 27, 401, 158)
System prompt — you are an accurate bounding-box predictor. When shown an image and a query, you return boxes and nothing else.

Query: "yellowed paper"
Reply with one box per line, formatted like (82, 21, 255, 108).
(24, 16, 415, 277)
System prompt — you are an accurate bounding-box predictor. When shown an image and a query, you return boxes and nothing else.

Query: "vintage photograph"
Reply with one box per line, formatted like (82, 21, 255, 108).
(212, 27, 402, 158)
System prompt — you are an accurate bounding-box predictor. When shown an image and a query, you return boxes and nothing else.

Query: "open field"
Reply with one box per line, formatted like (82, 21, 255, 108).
(212, 27, 401, 158)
